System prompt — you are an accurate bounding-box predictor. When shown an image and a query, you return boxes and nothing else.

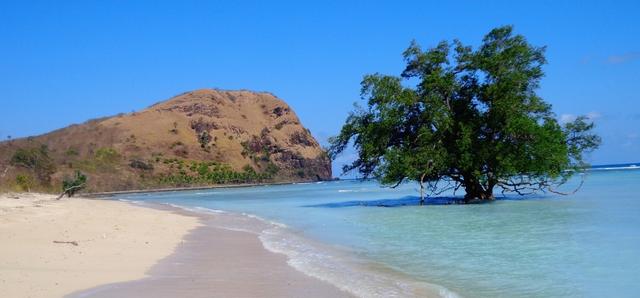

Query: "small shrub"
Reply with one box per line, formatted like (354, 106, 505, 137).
(174, 148, 189, 158)
(62, 171, 87, 197)
(65, 148, 79, 156)
(169, 122, 179, 134)
(95, 147, 120, 164)
(265, 163, 279, 176)
(170, 141, 184, 149)
(198, 131, 212, 149)
(16, 174, 34, 192)
(129, 159, 154, 171)
(242, 164, 255, 173)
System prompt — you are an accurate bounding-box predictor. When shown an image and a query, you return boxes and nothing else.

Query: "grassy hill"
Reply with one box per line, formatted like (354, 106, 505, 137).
(0, 89, 331, 193)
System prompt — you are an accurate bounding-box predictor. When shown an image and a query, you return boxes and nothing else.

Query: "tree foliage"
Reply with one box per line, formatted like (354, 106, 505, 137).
(15, 174, 35, 192)
(94, 147, 120, 166)
(62, 171, 87, 197)
(10, 145, 57, 185)
(329, 26, 600, 203)
(157, 159, 273, 186)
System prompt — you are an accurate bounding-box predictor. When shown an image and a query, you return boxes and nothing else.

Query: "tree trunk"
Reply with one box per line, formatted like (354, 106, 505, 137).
(57, 183, 86, 200)
(463, 182, 495, 204)
(419, 173, 426, 205)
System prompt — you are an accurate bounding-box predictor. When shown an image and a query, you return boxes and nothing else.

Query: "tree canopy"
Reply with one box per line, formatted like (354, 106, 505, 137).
(329, 26, 600, 203)
(10, 145, 56, 185)
(61, 171, 87, 198)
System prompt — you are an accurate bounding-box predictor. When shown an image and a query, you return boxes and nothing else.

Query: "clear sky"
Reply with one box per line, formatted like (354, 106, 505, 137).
(1, 0, 638, 176)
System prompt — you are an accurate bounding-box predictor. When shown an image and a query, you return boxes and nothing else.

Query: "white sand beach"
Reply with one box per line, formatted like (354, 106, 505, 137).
(0, 193, 200, 298)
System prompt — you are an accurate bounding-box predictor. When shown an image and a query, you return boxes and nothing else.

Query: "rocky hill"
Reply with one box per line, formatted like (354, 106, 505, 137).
(0, 89, 331, 193)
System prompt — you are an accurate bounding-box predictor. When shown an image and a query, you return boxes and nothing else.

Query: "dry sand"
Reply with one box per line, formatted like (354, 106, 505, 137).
(0, 193, 200, 298)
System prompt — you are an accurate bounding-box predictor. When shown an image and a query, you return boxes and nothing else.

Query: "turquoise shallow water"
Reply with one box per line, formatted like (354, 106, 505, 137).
(116, 168, 640, 297)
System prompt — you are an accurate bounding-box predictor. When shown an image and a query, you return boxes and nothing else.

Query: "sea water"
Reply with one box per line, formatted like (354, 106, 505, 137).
(115, 166, 640, 297)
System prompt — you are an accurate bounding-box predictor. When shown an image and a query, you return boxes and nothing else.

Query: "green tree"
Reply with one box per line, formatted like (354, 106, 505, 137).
(330, 26, 600, 204)
(60, 171, 87, 198)
(10, 145, 57, 185)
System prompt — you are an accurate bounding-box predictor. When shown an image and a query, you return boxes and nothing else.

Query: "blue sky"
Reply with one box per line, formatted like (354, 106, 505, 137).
(1, 1, 638, 176)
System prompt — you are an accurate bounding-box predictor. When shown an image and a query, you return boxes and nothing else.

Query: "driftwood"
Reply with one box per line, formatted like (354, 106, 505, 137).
(53, 240, 79, 246)
(56, 183, 86, 200)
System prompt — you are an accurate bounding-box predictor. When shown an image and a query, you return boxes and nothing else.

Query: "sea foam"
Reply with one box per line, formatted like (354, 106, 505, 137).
(255, 216, 459, 298)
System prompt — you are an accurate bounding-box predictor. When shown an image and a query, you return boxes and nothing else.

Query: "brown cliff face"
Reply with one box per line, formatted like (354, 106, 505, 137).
(0, 89, 331, 192)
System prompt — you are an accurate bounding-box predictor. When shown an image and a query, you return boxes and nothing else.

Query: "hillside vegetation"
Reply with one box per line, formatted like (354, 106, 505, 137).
(0, 89, 331, 193)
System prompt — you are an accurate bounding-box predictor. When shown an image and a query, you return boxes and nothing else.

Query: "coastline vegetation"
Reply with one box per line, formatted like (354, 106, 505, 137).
(157, 159, 274, 186)
(2, 143, 278, 193)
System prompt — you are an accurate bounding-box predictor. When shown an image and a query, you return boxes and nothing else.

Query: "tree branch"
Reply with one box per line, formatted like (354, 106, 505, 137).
(57, 183, 86, 200)
(0, 165, 10, 179)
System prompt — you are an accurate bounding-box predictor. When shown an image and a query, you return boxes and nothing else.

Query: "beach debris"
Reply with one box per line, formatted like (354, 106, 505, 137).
(53, 240, 79, 246)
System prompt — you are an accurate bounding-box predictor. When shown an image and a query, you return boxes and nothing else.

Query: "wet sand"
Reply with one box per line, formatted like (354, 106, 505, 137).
(69, 207, 353, 298)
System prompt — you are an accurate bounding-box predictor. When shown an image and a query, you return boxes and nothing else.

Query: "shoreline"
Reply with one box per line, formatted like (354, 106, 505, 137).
(1, 189, 454, 297)
(83, 180, 333, 198)
(0, 193, 355, 297)
(102, 198, 454, 297)
(69, 201, 354, 298)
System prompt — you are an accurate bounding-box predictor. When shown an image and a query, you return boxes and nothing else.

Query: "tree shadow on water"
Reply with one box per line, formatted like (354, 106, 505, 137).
(303, 196, 464, 208)
(303, 194, 548, 208)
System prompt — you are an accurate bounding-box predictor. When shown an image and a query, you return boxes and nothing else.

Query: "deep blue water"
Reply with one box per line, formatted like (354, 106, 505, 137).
(116, 168, 640, 297)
